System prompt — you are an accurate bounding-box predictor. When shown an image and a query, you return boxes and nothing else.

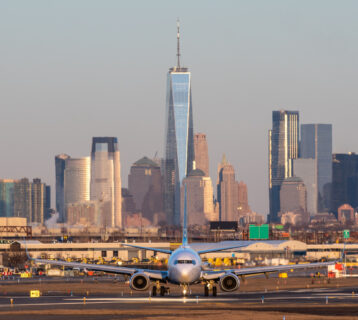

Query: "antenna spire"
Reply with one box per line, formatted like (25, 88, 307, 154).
(176, 18, 181, 69)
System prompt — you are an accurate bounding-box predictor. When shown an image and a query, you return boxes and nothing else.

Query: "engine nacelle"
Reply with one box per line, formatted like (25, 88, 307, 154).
(129, 273, 150, 291)
(219, 273, 240, 292)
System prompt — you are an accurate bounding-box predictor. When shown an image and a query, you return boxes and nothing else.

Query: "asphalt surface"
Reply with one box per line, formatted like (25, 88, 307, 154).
(1, 276, 358, 319)
(0, 286, 358, 308)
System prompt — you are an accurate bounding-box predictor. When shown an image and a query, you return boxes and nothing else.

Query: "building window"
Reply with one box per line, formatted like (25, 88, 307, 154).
(101, 250, 107, 258)
(113, 250, 118, 257)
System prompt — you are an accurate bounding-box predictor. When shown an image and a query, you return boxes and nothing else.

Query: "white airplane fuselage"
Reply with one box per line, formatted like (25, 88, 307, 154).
(167, 246, 202, 284)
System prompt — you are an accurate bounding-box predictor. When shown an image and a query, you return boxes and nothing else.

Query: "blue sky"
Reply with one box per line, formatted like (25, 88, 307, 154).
(1, 1, 357, 215)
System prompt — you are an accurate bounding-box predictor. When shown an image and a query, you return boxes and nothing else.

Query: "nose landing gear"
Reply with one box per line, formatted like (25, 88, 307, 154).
(182, 284, 189, 296)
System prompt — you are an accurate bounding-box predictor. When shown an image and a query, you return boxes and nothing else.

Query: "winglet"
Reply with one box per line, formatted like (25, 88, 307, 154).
(182, 183, 188, 246)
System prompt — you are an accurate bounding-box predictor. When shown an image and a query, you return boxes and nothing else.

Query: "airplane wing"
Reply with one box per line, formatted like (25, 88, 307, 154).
(201, 261, 335, 280)
(121, 243, 172, 254)
(197, 244, 248, 255)
(30, 257, 167, 280)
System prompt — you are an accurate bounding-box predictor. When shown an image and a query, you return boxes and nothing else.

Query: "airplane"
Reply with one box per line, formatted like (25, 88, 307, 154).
(28, 186, 335, 297)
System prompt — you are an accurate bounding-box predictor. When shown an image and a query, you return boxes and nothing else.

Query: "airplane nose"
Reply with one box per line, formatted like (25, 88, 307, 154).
(179, 266, 197, 283)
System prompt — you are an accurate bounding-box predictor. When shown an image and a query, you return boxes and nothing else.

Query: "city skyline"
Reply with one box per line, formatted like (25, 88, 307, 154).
(1, 1, 358, 217)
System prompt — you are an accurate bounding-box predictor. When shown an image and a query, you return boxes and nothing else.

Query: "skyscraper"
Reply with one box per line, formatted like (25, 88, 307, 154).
(237, 181, 250, 216)
(194, 133, 209, 177)
(300, 124, 332, 211)
(14, 178, 32, 220)
(268, 110, 299, 223)
(293, 158, 317, 215)
(31, 178, 47, 224)
(331, 153, 358, 216)
(45, 185, 51, 221)
(181, 168, 214, 225)
(128, 156, 164, 224)
(64, 157, 91, 222)
(280, 177, 308, 217)
(0, 179, 15, 217)
(164, 21, 194, 225)
(90, 137, 122, 227)
(217, 155, 238, 222)
(55, 154, 70, 222)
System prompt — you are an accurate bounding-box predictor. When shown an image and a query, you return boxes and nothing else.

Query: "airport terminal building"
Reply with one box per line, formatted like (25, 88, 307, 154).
(1, 240, 358, 266)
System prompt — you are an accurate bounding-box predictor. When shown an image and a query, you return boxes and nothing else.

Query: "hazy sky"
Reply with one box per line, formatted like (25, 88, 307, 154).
(1, 1, 357, 216)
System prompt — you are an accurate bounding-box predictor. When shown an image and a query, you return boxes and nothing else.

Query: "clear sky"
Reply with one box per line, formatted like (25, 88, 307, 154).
(1, 1, 357, 216)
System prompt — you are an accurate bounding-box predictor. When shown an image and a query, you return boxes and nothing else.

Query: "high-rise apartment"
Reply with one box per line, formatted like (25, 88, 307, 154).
(194, 133, 209, 177)
(300, 124, 332, 211)
(1, 178, 49, 223)
(64, 157, 90, 222)
(268, 110, 299, 222)
(164, 22, 194, 225)
(90, 137, 122, 228)
(128, 157, 164, 224)
(14, 178, 32, 220)
(0, 179, 15, 217)
(55, 154, 70, 222)
(331, 153, 358, 216)
(217, 155, 238, 222)
(31, 178, 47, 224)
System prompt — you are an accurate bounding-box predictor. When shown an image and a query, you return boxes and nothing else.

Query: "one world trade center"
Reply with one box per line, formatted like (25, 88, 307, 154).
(164, 21, 194, 226)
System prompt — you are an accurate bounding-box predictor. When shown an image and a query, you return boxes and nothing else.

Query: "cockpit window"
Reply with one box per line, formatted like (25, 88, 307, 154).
(174, 260, 196, 265)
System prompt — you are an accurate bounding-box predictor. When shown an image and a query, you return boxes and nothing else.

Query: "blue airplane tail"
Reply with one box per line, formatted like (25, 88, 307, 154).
(182, 183, 188, 246)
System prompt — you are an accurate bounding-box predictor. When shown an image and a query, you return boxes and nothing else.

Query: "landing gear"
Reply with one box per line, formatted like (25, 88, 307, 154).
(153, 285, 168, 297)
(204, 285, 209, 296)
(160, 286, 166, 296)
(212, 286, 217, 297)
(204, 283, 217, 297)
(182, 284, 189, 296)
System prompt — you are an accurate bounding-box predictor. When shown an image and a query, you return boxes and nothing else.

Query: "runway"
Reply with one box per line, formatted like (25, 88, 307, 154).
(1, 277, 358, 319)
(0, 286, 358, 307)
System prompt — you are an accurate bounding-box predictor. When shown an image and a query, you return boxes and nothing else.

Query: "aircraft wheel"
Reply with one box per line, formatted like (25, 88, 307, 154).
(160, 286, 166, 296)
(152, 286, 157, 297)
(213, 286, 217, 297)
(204, 285, 209, 297)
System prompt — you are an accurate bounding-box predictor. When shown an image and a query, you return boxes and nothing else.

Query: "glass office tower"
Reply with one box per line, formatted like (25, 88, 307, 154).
(268, 110, 299, 223)
(164, 66, 194, 226)
(164, 22, 195, 226)
(331, 153, 358, 216)
(0, 180, 15, 217)
(300, 124, 332, 212)
(55, 154, 70, 222)
(90, 137, 122, 228)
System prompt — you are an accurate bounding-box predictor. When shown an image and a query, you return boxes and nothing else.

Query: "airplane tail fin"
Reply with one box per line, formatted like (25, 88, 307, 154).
(182, 183, 188, 246)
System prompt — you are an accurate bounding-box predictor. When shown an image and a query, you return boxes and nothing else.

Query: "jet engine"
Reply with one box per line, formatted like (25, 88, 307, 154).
(129, 273, 150, 291)
(219, 273, 240, 292)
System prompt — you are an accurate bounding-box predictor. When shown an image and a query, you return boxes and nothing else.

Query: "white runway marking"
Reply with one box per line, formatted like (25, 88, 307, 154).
(65, 297, 239, 303)
(0, 297, 240, 308)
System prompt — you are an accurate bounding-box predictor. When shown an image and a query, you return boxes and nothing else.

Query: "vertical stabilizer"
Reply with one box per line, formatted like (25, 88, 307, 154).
(182, 183, 188, 246)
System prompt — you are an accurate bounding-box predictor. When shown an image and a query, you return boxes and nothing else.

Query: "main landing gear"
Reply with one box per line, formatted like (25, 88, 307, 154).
(204, 283, 217, 297)
(152, 285, 168, 296)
